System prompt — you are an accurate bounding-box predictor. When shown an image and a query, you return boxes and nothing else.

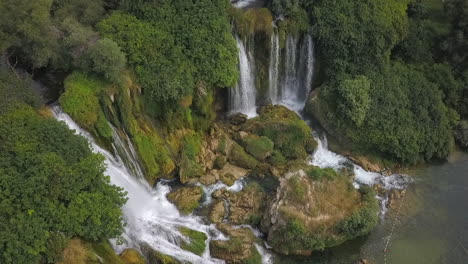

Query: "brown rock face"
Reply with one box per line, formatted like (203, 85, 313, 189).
(211, 183, 265, 225)
(166, 186, 203, 215)
(209, 199, 226, 223)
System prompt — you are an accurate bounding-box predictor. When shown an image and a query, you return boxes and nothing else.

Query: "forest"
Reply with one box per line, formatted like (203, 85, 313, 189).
(0, 0, 466, 263)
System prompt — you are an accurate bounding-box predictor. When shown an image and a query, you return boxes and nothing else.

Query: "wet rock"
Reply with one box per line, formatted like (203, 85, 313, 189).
(229, 113, 248, 126)
(140, 244, 180, 264)
(120, 249, 145, 264)
(210, 224, 261, 264)
(212, 183, 265, 225)
(218, 163, 248, 185)
(166, 186, 203, 215)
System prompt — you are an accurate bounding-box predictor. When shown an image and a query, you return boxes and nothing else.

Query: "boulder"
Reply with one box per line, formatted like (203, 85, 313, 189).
(211, 183, 265, 225)
(210, 224, 261, 264)
(261, 168, 379, 255)
(229, 113, 248, 125)
(209, 199, 226, 223)
(218, 163, 248, 185)
(167, 186, 203, 215)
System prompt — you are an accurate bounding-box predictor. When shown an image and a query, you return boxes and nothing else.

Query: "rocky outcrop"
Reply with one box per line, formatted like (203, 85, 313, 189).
(261, 167, 379, 255)
(212, 183, 266, 225)
(167, 186, 203, 215)
(210, 224, 261, 264)
(120, 249, 145, 264)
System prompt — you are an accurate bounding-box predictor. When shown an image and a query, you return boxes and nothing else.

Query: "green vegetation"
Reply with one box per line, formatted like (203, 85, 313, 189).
(307, 167, 339, 181)
(0, 90, 126, 263)
(179, 227, 207, 256)
(303, 0, 468, 162)
(242, 135, 274, 160)
(337, 187, 379, 238)
(243, 105, 317, 160)
(229, 7, 274, 39)
(60, 72, 112, 140)
(229, 143, 259, 169)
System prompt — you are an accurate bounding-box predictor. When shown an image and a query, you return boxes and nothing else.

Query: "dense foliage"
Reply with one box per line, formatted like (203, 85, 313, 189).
(0, 109, 125, 262)
(305, 0, 468, 163)
(0, 70, 126, 263)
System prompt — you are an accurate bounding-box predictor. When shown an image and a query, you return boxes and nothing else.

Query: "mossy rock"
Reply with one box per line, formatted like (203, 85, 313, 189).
(120, 249, 145, 264)
(214, 155, 227, 169)
(263, 169, 379, 255)
(220, 172, 237, 186)
(167, 186, 203, 215)
(140, 244, 180, 264)
(241, 135, 274, 161)
(209, 224, 260, 264)
(228, 143, 259, 170)
(179, 227, 207, 256)
(242, 105, 317, 160)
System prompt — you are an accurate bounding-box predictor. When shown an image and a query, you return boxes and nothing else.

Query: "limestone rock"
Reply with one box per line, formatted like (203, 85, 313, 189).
(166, 186, 203, 215)
(210, 224, 261, 264)
(218, 163, 248, 185)
(209, 199, 226, 223)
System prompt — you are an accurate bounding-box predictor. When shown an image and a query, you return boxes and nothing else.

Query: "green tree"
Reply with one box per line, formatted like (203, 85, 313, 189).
(0, 87, 126, 263)
(311, 0, 409, 75)
(85, 38, 127, 83)
(336, 76, 371, 127)
(0, 0, 58, 67)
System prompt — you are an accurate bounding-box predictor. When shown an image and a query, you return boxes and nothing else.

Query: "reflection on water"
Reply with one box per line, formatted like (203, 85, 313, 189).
(278, 151, 468, 264)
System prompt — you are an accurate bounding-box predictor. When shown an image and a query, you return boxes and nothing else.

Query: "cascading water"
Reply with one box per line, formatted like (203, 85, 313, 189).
(230, 36, 257, 117)
(310, 132, 410, 191)
(268, 30, 280, 105)
(52, 106, 273, 264)
(270, 32, 315, 112)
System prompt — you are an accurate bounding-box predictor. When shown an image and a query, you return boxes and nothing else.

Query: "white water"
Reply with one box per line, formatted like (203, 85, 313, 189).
(52, 106, 274, 263)
(268, 30, 280, 105)
(231, 0, 259, 8)
(230, 36, 257, 117)
(274, 33, 315, 112)
(52, 106, 227, 263)
(310, 132, 411, 190)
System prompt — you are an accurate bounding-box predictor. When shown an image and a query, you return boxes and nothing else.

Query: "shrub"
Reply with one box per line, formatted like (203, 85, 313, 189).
(307, 167, 339, 181)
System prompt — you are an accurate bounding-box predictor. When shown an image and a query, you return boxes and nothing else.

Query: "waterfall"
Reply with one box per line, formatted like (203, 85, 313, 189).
(302, 34, 314, 99)
(310, 132, 411, 191)
(52, 106, 227, 264)
(268, 33, 314, 112)
(230, 36, 257, 117)
(52, 106, 274, 263)
(268, 30, 280, 104)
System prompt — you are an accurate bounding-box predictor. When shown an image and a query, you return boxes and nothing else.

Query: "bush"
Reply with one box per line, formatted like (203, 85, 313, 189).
(307, 167, 339, 181)
(268, 150, 287, 166)
(0, 105, 126, 263)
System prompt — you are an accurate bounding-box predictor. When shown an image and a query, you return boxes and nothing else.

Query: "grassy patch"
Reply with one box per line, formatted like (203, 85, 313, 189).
(307, 167, 339, 181)
(179, 227, 207, 256)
